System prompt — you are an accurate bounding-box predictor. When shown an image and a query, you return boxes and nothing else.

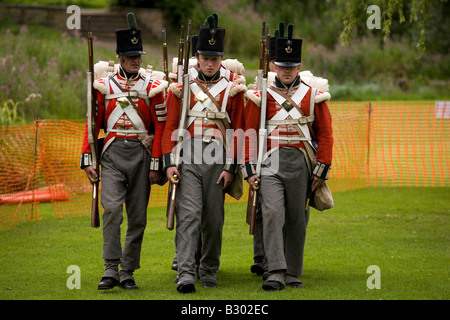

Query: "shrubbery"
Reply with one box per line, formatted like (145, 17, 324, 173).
(0, 1, 449, 123)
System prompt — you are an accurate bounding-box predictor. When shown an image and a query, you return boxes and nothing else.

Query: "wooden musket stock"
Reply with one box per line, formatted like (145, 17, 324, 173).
(87, 17, 99, 228)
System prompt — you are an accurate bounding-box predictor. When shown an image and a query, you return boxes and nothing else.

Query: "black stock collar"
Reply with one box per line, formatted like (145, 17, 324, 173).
(198, 69, 221, 82)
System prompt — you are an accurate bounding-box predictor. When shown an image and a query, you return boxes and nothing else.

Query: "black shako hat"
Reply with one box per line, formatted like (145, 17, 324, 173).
(196, 13, 225, 56)
(269, 22, 285, 61)
(115, 12, 146, 56)
(191, 34, 199, 57)
(274, 23, 302, 67)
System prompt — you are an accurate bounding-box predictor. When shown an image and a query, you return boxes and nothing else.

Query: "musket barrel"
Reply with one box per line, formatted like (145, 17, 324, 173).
(87, 16, 99, 228)
(184, 20, 192, 76)
(247, 21, 269, 234)
(166, 21, 192, 230)
(177, 25, 185, 83)
(162, 28, 169, 81)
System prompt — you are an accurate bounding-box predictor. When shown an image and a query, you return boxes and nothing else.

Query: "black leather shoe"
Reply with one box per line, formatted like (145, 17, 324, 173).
(177, 282, 196, 294)
(98, 277, 119, 290)
(250, 262, 265, 275)
(120, 279, 139, 290)
(262, 280, 285, 291)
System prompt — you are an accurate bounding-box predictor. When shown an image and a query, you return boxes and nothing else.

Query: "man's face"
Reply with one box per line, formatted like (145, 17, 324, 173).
(275, 64, 302, 85)
(197, 54, 222, 77)
(119, 55, 142, 74)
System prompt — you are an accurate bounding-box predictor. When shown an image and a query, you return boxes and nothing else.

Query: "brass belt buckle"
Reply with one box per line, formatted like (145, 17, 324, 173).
(206, 111, 216, 119)
(298, 117, 307, 125)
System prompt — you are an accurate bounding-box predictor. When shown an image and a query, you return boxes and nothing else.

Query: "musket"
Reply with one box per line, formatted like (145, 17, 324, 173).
(247, 25, 269, 235)
(86, 17, 100, 228)
(166, 20, 192, 230)
(256, 21, 266, 90)
(162, 28, 169, 83)
(176, 25, 185, 83)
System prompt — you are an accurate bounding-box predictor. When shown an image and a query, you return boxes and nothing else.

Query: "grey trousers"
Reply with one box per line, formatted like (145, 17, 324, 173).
(100, 138, 151, 280)
(260, 147, 310, 277)
(175, 138, 226, 284)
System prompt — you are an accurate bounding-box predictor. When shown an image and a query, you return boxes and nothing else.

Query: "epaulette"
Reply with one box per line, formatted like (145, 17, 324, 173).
(299, 70, 331, 103)
(148, 79, 168, 98)
(230, 82, 247, 97)
(93, 78, 107, 94)
(315, 90, 331, 103)
(246, 90, 261, 107)
(147, 70, 166, 81)
(169, 82, 183, 99)
(221, 59, 245, 76)
(232, 73, 246, 86)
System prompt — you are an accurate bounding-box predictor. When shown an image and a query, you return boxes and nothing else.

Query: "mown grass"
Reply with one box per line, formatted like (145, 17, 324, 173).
(0, 187, 448, 303)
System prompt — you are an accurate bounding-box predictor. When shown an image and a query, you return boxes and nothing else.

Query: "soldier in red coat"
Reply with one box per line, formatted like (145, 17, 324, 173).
(162, 14, 246, 293)
(80, 14, 167, 290)
(242, 27, 333, 290)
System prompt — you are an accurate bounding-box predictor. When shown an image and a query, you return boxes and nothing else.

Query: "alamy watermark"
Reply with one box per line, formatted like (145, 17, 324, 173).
(66, 5, 81, 30)
(366, 5, 381, 30)
(366, 265, 381, 290)
(66, 265, 81, 289)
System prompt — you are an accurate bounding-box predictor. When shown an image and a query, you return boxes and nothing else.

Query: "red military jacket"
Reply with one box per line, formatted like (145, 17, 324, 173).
(243, 76, 333, 179)
(162, 66, 246, 173)
(80, 67, 168, 171)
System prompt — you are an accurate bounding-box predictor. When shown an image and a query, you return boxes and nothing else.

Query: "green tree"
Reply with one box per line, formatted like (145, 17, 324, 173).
(339, 0, 448, 55)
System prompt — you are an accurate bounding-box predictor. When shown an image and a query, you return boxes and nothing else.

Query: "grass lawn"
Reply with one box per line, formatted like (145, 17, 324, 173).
(0, 187, 448, 306)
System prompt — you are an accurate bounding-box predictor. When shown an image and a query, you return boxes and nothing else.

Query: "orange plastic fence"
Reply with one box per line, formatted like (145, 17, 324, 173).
(1, 101, 449, 229)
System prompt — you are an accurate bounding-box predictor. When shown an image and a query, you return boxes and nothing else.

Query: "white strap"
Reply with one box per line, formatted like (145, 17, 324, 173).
(266, 116, 314, 126)
(191, 78, 229, 104)
(187, 110, 228, 120)
(267, 85, 312, 143)
(268, 135, 310, 141)
(107, 104, 125, 132)
(186, 78, 230, 128)
(309, 87, 316, 118)
(108, 128, 147, 134)
(122, 104, 146, 132)
(221, 67, 231, 81)
(107, 75, 150, 105)
(189, 67, 198, 79)
(106, 91, 148, 101)
(106, 104, 147, 133)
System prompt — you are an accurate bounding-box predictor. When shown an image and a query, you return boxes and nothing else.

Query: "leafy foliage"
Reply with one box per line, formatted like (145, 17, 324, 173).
(339, 0, 440, 56)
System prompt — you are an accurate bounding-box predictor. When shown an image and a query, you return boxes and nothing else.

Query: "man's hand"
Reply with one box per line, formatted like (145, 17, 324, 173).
(311, 176, 325, 192)
(83, 165, 99, 185)
(166, 166, 180, 184)
(217, 171, 234, 190)
(149, 170, 162, 185)
(247, 174, 260, 190)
